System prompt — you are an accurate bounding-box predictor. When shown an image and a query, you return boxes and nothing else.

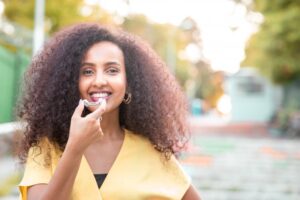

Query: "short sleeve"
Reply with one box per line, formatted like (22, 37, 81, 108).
(167, 155, 192, 198)
(19, 140, 56, 200)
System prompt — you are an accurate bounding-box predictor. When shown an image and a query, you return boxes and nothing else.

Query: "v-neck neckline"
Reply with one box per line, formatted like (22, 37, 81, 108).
(82, 130, 128, 193)
(100, 130, 127, 191)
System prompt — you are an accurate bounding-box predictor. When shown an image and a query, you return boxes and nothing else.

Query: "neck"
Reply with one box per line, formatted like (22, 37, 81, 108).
(97, 109, 124, 142)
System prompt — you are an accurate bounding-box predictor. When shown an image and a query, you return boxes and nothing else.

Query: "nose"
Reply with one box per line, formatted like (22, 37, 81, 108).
(92, 71, 107, 86)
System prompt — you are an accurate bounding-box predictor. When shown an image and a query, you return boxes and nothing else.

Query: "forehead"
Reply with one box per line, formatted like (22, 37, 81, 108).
(83, 41, 124, 61)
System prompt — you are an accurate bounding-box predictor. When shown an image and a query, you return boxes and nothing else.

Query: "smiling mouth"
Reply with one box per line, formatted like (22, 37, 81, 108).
(89, 92, 111, 102)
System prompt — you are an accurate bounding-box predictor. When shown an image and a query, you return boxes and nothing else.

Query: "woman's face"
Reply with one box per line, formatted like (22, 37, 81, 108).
(79, 41, 127, 113)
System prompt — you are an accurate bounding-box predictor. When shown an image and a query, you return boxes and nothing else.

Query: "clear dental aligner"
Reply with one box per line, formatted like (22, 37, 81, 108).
(82, 98, 105, 107)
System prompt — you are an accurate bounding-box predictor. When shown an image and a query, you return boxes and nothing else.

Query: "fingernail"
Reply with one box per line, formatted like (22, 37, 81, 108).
(79, 99, 83, 104)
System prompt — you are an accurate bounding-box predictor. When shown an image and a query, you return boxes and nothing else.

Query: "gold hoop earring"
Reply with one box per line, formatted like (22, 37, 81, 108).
(123, 92, 132, 104)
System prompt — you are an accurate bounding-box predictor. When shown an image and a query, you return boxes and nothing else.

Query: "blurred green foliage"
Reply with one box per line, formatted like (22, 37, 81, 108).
(243, 0, 300, 84)
(3, 0, 114, 34)
(241, 0, 300, 134)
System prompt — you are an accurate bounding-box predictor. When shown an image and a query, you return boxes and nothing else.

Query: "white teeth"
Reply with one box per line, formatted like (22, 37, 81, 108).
(91, 93, 109, 98)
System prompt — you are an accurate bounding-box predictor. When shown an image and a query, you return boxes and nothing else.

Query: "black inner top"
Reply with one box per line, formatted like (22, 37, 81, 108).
(94, 174, 108, 188)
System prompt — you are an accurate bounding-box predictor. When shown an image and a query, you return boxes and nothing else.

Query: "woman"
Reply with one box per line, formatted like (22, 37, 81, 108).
(18, 23, 201, 200)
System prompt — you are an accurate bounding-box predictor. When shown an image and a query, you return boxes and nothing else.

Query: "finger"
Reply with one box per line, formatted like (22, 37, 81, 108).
(87, 100, 107, 120)
(72, 99, 84, 118)
(98, 127, 104, 136)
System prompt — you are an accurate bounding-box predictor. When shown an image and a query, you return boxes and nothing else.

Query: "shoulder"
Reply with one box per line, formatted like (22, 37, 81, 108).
(125, 129, 190, 177)
(124, 130, 158, 154)
(123, 130, 191, 198)
(26, 137, 61, 167)
(19, 138, 60, 189)
(125, 130, 152, 145)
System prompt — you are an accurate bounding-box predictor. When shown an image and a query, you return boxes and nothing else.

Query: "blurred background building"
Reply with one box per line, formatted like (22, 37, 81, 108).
(225, 67, 283, 122)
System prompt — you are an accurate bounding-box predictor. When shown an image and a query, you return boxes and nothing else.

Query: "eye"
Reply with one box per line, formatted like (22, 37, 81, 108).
(106, 67, 120, 74)
(81, 68, 94, 76)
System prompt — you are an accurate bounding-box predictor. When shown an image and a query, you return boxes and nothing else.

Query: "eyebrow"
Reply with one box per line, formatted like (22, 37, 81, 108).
(81, 61, 121, 67)
(81, 62, 95, 67)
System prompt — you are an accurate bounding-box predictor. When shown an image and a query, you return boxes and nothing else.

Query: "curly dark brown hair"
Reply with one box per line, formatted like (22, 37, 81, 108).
(17, 23, 190, 163)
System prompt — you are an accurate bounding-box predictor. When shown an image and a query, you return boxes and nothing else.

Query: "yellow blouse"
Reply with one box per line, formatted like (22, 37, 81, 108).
(19, 130, 191, 200)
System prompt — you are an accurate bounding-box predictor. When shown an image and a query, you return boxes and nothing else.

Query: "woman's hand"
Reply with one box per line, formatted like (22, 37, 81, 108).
(67, 100, 106, 154)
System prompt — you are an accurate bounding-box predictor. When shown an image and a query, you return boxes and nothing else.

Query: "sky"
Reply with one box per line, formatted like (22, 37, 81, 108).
(87, 0, 263, 73)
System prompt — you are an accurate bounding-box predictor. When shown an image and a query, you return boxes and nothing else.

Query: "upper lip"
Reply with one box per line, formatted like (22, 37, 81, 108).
(89, 91, 112, 95)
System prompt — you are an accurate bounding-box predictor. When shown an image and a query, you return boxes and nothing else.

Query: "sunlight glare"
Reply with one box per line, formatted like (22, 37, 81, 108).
(217, 94, 232, 115)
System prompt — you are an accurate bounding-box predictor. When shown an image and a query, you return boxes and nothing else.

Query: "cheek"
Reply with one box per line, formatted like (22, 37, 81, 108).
(115, 79, 127, 96)
(112, 78, 127, 102)
(78, 78, 89, 97)
(121, 76, 127, 94)
(114, 73, 127, 90)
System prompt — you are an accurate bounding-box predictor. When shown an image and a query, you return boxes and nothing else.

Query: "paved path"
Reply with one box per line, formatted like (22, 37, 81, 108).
(180, 133, 300, 200)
